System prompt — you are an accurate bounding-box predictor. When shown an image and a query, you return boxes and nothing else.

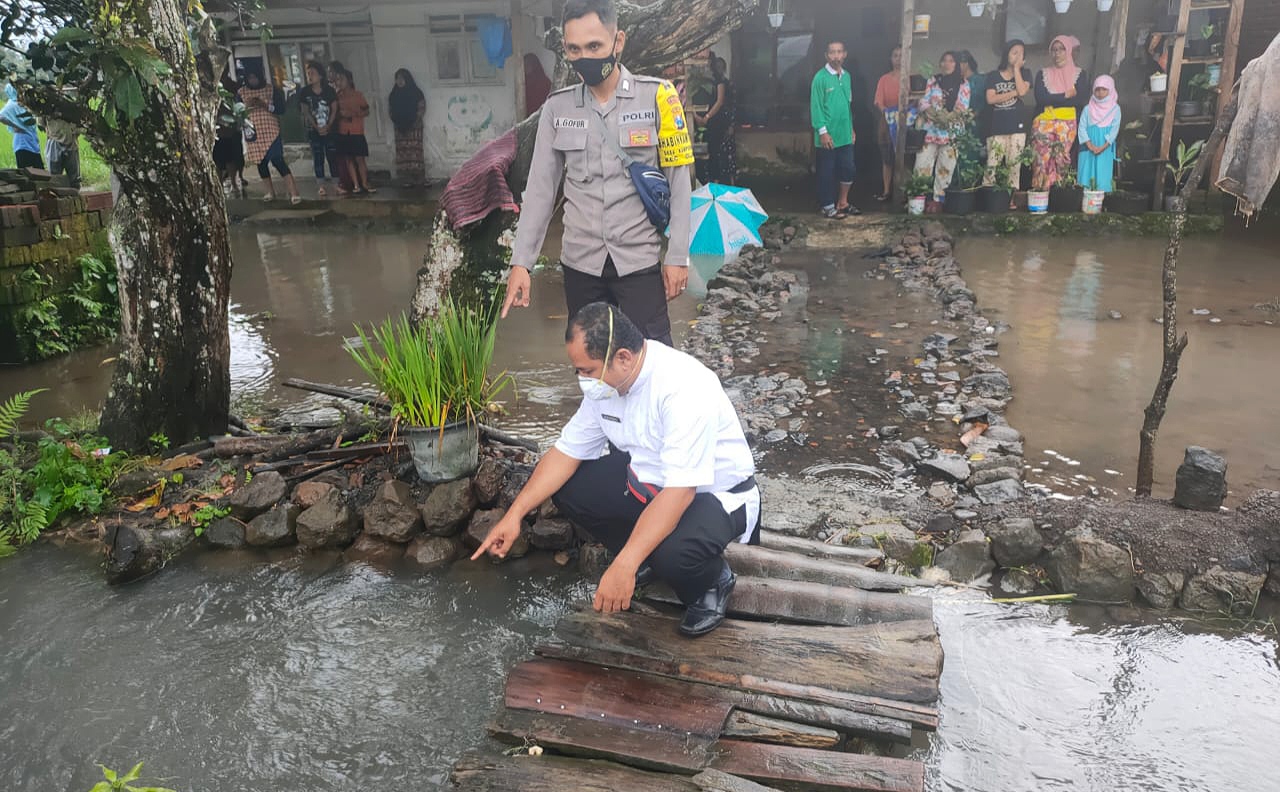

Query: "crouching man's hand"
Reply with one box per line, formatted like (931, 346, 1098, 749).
(470, 513, 524, 560)
(594, 559, 638, 613)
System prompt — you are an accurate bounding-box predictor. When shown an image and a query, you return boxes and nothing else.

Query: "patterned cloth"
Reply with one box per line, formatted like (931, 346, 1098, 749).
(238, 85, 280, 166)
(1031, 115, 1077, 190)
(440, 128, 519, 230)
(915, 142, 957, 201)
(917, 77, 972, 146)
(395, 122, 426, 185)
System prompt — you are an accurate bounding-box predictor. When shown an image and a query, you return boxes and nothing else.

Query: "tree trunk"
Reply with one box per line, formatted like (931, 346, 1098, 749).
(1135, 85, 1239, 496)
(410, 0, 759, 318)
(95, 2, 232, 451)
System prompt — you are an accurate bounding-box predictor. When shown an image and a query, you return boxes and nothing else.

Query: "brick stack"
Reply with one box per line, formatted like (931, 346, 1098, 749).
(0, 168, 114, 365)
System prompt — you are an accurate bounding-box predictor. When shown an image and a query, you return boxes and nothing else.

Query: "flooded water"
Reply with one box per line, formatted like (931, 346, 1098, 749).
(960, 235, 1280, 502)
(3, 229, 697, 443)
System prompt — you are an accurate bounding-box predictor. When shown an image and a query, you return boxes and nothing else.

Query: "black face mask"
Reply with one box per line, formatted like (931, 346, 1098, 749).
(570, 37, 618, 86)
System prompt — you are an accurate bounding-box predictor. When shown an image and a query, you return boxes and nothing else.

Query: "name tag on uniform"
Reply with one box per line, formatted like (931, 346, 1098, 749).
(601, 414, 621, 423)
(627, 128, 653, 146)
(554, 117, 587, 129)
(620, 110, 656, 125)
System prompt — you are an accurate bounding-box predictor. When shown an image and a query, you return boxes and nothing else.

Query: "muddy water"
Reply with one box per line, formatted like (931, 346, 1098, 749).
(3, 229, 697, 441)
(959, 235, 1280, 502)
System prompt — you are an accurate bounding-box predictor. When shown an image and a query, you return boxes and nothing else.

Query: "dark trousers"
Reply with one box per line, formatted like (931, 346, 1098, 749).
(816, 143, 855, 210)
(308, 132, 339, 180)
(562, 255, 673, 345)
(552, 451, 746, 606)
(15, 150, 44, 170)
(256, 137, 291, 179)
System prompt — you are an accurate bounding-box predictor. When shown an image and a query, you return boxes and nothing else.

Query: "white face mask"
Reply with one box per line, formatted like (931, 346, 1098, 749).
(578, 376, 619, 401)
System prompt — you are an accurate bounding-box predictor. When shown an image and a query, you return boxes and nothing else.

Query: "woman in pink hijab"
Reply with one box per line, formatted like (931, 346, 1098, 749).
(1078, 75, 1121, 192)
(1031, 34, 1089, 190)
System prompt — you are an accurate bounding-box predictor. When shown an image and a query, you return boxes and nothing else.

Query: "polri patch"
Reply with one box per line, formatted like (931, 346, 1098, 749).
(554, 117, 587, 129)
(619, 109, 656, 124)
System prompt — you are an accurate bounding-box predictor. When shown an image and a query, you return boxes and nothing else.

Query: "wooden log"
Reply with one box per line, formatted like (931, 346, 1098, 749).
(691, 770, 783, 792)
(212, 434, 294, 457)
(490, 709, 923, 792)
(451, 752, 705, 792)
(724, 543, 930, 591)
(724, 711, 840, 749)
(708, 739, 922, 792)
(757, 531, 883, 564)
(304, 440, 405, 461)
(642, 576, 933, 626)
(547, 608, 942, 706)
(283, 377, 388, 409)
(508, 658, 914, 744)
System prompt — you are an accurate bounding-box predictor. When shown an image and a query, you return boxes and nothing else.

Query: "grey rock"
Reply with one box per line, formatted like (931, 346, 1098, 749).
(961, 406, 991, 423)
(464, 509, 529, 560)
(987, 517, 1043, 566)
(203, 517, 247, 549)
(867, 523, 925, 564)
(228, 470, 288, 521)
(935, 529, 994, 582)
(405, 535, 458, 571)
(922, 332, 958, 351)
(296, 490, 359, 549)
(927, 482, 956, 506)
(878, 425, 902, 439)
(1266, 566, 1280, 599)
(883, 441, 922, 465)
(973, 479, 1025, 504)
(529, 517, 576, 551)
(345, 533, 404, 566)
(1046, 535, 1135, 602)
(579, 542, 612, 581)
(472, 457, 506, 505)
(1173, 446, 1228, 512)
(1136, 571, 1186, 610)
(969, 453, 1023, 472)
(967, 467, 1023, 488)
(763, 429, 788, 443)
(998, 568, 1038, 596)
(918, 454, 972, 483)
(420, 478, 478, 536)
(1180, 566, 1265, 614)
(363, 480, 423, 543)
(292, 480, 335, 509)
(924, 512, 960, 535)
(953, 508, 978, 521)
(245, 503, 300, 547)
(908, 436, 931, 450)
(963, 372, 1012, 399)
(984, 425, 1024, 444)
(900, 402, 931, 421)
(498, 463, 535, 511)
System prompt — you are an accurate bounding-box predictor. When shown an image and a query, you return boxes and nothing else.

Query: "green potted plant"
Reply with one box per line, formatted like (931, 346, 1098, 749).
(981, 143, 1033, 213)
(1187, 23, 1213, 57)
(1164, 138, 1205, 210)
(1049, 166, 1083, 212)
(1177, 72, 1212, 119)
(347, 302, 515, 482)
(943, 127, 984, 215)
(905, 171, 932, 215)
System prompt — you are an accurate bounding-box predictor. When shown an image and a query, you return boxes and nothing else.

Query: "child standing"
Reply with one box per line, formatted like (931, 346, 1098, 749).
(334, 68, 374, 195)
(1078, 75, 1120, 193)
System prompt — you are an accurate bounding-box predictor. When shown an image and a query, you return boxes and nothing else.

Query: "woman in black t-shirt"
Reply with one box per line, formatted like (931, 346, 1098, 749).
(982, 40, 1033, 192)
(696, 57, 737, 185)
(299, 61, 339, 197)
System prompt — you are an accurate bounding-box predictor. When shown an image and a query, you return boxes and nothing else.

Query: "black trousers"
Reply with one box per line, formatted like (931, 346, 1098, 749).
(15, 150, 44, 170)
(552, 451, 745, 606)
(562, 255, 673, 345)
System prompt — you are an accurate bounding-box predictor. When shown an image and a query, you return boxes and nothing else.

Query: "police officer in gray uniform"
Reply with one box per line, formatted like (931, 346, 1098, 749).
(501, 0, 693, 346)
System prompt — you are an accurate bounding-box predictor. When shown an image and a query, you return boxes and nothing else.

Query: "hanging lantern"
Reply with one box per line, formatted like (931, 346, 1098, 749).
(1053, 0, 1073, 12)
(967, 1, 986, 18)
(767, 0, 785, 29)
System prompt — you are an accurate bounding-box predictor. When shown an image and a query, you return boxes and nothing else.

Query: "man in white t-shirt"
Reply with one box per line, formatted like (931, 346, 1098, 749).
(472, 302, 760, 636)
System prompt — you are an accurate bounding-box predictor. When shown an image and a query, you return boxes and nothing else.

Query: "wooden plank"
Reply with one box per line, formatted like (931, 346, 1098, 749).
(642, 576, 933, 626)
(709, 739, 923, 792)
(724, 544, 930, 591)
(724, 711, 841, 749)
(549, 608, 942, 705)
(451, 752, 705, 791)
(509, 657, 915, 744)
(1154, 0, 1193, 207)
(1211, 0, 1245, 180)
(756, 531, 884, 564)
(505, 658, 733, 737)
(891, 0, 915, 204)
(490, 709, 923, 792)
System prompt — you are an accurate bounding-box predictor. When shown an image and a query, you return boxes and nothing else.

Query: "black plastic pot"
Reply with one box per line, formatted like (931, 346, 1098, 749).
(1185, 38, 1212, 57)
(906, 128, 926, 150)
(980, 186, 1012, 214)
(1175, 100, 1203, 119)
(944, 187, 978, 215)
(910, 74, 927, 92)
(1048, 185, 1083, 212)
(1104, 190, 1151, 216)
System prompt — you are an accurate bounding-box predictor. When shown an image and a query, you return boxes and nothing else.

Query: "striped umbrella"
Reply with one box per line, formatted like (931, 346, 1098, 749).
(688, 183, 769, 256)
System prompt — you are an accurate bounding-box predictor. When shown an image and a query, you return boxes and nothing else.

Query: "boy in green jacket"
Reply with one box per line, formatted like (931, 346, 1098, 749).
(810, 40, 859, 218)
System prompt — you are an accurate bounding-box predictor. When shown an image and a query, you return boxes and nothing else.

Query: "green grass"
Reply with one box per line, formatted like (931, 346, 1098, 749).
(0, 124, 111, 191)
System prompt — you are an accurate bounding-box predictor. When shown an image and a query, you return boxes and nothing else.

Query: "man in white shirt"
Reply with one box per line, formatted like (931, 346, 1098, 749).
(472, 302, 760, 636)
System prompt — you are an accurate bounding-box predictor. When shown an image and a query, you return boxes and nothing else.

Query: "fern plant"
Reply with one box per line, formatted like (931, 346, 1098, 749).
(0, 389, 45, 438)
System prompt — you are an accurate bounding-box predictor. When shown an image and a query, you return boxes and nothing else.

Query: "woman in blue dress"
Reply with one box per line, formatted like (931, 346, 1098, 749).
(1078, 75, 1120, 192)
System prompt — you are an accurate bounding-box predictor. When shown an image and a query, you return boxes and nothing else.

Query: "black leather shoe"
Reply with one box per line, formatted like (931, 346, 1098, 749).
(678, 560, 736, 637)
(634, 564, 657, 588)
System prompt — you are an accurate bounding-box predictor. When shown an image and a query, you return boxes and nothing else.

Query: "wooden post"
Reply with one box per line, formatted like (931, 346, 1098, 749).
(891, 0, 915, 205)
(1210, 0, 1246, 181)
(1153, 0, 1192, 210)
(512, 0, 528, 120)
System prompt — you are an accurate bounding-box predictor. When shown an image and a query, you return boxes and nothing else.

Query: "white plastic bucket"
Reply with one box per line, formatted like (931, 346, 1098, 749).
(1149, 73, 1168, 93)
(1082, 190, 1105, 215)
(968, 2, 985, 17)
(1053, 0, 1072, 12)
(1028, 190, 1050, 214)
(907, 196, 926, 215)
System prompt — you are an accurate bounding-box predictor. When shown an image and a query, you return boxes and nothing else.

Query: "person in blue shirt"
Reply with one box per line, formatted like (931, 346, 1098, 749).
(0, 84, 44, 169)
(1077, 75, 1121, 193)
